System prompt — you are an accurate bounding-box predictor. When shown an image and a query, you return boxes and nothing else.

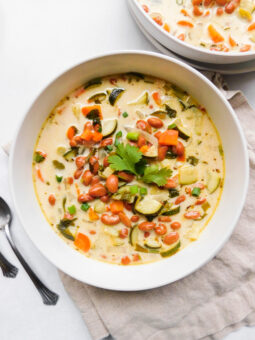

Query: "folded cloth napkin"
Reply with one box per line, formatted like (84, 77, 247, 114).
(3, 74, 255, 340)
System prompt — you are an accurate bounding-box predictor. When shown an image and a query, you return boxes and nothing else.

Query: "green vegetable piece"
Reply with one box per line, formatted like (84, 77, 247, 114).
(81, 203, 90, 211)
(165, 104, 177, 118)
(130, 185, 139, 195)
(63, 147, 79, 162)
(84, 78, 102, 90)
(169, 188, 179, 198)
(57, 225, 75, 241)
(109, 88, 125, 106)
(56, 175, 63, 183)
(126, 131, 140, 141)
(139, 187, 148, 195)
(88, 92, 106, 104)
(52, 160, 65, 169)
(68, 205, 76, 215)
(116, 131, 122, 138)
(168, 123, 177, 130)
(142, 165, 172, 186)
(192, 187, 201, 197)
(106, 145, 113, 152)
(187, 156, 199, 166)
(33, 151, 46, 163)
(162, 206, 180, 216)
(126, 72, 144, 79)
(218, 145, 224, 156)
(62, 197, 67, 212)
(122, 112, 128, 118)
(160, 240, 181, 257)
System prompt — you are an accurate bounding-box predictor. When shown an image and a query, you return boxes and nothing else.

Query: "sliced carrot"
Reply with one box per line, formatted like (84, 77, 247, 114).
(151, 14, 163, 26)
(177, 33, 185, 41)
(142, 4, 149, 13)
(177, 20, 194, 28)
(158, 130, 178, 146)
(208, 24, 224, 43)
(229, 35, 237, 47)
(240, 44, 251, 52)
(82, 105, 102, 119)
(204, 10, 210, 16)
(163, 23, 170, 33)
(36, 167, 44, 182)
(80, 128, 94, 141)
(92, 131, 103, 142)
(181, 9, 190, 17)
(140, 145, 150, 153)
(248, 22, 255, 31)
(152, 91, 161, 105)
(110, 200, 124, 214)
(66, 126, 76, 140)
(177, 153, 186, 162)
(74, 233, 91, 252)
(154, 131, 162, 139)
(88, 207, 99, 221)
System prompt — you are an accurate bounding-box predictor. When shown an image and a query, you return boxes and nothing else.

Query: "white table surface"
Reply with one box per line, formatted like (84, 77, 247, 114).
(0, 1, 254, 339)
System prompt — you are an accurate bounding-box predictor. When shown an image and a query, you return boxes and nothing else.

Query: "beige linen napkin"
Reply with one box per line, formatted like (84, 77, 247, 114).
(3, 74, 255, 340)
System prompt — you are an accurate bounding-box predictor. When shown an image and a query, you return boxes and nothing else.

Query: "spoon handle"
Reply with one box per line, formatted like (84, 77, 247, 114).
(4, 225, 59, 305)
(0, 251, 18, 278)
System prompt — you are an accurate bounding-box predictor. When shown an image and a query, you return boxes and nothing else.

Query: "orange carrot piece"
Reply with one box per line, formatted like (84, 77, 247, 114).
(240, 44, 251, 52)
(36, 167, 44, 182)
(82, 105, 102, 119)
(158, 130, 178, 146)
(178, 33, 185, 41)
(66, 126, 76, 140)
(80, 128, 93, 141)
(74, 233, 91, 252)
(177, 20, 194, 28)
(88, 207, 99, 221)
(248, 22, 255, 31)
(92, 131, 103, 142)
(181, 9, 190, 17)
(152, 91, 161, 105)
(229, 36, 237, 47)
(140, 145, 150, 153)
(151, 14, 163, 26)
(204, 10, 210, 16)
(142, 4, 149, 13)
(163, 23, 170, 32)
(208, 24, 224, 43)
(110, 200, 124, 214)
(75, 183, 80, 197)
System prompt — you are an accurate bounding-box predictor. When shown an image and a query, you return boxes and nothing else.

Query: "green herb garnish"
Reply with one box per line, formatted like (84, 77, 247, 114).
(191, 187, 201, 197)
(68, 205, 76, 215)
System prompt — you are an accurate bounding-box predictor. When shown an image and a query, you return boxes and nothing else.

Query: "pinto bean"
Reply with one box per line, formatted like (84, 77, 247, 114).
(100, 195, 110, 203)
(91, 176, 100, 185)
(147, 117, 163, 129)
(225, 0, 238, 14)
(48, 194, 56, 206)
(163, 232, 179, 245)
(118, 171, 135, 182)
(119, 228, 129, 239)
(193, 5, 203, 16)
(89, 183, 107, 197)
(171, 221, 181, 230)
(75, 156, 86, 169)
(137, 134, 146, 148)
(101, 213, 120, 225)
(106, 174, 119, 193)
(82, 170, 93, 186)
(74, 168, 83, 180)
(124, 201, 133, 211)
(89, 156, 99, 174)
(158, 216, 171, 222)
(136, 120, 151, 133)
(184, 211, 201, 219)
(131, 215, 140, 222)
(78, 193, 93, 203)
(158, 146, 168, 161)
(100, 138, 113, 147)
(138, 221, 156, 231)
(171, 141, 185, 156)
(155, 224, 167, 235)
(175, 195, 186, 205)
(103, 156, 110, 168)
(118, 211, 132, 228)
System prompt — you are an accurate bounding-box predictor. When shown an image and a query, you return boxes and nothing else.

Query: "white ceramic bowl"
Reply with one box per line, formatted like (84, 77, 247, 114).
(129, 0, 255, 65)
(9, 51, 249, 291)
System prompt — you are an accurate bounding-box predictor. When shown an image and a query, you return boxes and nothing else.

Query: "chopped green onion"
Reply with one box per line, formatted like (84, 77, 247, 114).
(116, 131, 122, 138)
(56, 175, 63, 183)
(140, 187, 148, 196)
(191, 187, 201, 197)
(130, 185, 139, 194)
(81, 203, 90, 212)
(33, 152, 45, 163)
(106, 145, 113, 152)
(68, 205, 76, 215)
(126, 131, 140, 141)
(122, 112, 128, 118)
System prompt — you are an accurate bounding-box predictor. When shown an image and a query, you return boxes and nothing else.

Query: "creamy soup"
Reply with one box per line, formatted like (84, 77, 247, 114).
(138, 0, 255, 52)
(33, 73, 224, 266)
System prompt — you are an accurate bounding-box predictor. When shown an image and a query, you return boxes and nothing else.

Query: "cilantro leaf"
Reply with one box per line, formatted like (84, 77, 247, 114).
(108, 143, 142, 175)
(142, 165, 172, 186)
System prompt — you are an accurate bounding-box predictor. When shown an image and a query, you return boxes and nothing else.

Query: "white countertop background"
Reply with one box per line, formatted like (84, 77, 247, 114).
(0, 1, 254, 339)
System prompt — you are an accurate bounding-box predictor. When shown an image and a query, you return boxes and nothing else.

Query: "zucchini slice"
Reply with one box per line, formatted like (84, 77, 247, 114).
(135, 196, 162, 216)
(109, 88, 125, 106)
(143, 145, 158, 158)
(101, 119, 118, 138)
(128, 91, 149, 105)
(84, 78, 102, 90)
(162, 205, 180, 216)
(179, 166, 198, 185)
(135, 243, 160, 254)
(206, 171, 220, 194)
(160, 240, 181, 258)
(129, 224, 139, 246)
(88, 92, 107, 104)
(144, 239, 162, 249)
(63, 148, 79, 162)
(168, 119, 191, 140)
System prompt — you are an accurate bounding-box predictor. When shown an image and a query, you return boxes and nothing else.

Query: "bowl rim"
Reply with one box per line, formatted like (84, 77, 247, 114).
(9, 50, 249, 290)
(130, 0, 255, 59)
